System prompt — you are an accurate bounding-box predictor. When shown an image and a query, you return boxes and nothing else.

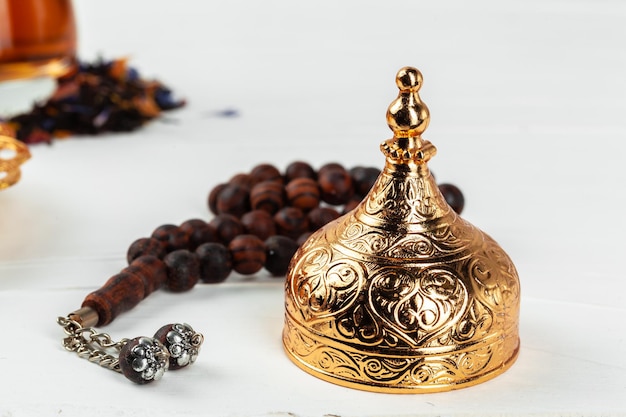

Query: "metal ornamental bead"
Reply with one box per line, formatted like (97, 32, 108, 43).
(118, 336, 169, 384)
(154, 323, 204, 370)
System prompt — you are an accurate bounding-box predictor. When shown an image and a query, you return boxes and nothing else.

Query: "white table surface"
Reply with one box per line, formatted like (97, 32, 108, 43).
(1, 1, 625, 416)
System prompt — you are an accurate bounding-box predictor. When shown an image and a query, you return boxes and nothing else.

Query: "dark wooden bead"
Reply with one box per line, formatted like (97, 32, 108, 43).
(285, 177, 320, 211)
(124, 255, 167, 296)
(180, 219, 217, 250)
(342, 198, 361, 215)
(318, 162, 344, 176)
(208, 183, 227, 215)
(180, 218, 206, 232)
(285, 161, 316, 182)
(241, 210, 276, 240)
(274, 207, 309, 239)
(152, 224, 189, 252)
(250, 163, 282, 185)
(318, 163, 354, 205)
(127, 237, 165, 263)
(308, 207, 340, 230)
(196, 242, 232, 283)
(264, 235, 299, 276)
(163, 250, 200, 292)
(439, 183, 465, 214)
(215, 183, 251, 217)
(297, 232, 312, 246)
(209, 214, 244, 244)
(189, 223, 217, 249)
(103, 272, 146, 316)
(83, 271, 145, 326)
(229, 234, 266, 275)
(118, 336, 168, 384)
(229, 173, 253, 189)
(350, 166, 380, 197)
(250, 180, 285, 214)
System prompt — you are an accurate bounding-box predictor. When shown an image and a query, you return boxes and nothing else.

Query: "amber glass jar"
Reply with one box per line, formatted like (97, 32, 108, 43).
(0, 0, 76, 81)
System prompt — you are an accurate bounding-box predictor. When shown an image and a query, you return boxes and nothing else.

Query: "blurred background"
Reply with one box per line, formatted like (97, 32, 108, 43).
(3, 0, 624, 304)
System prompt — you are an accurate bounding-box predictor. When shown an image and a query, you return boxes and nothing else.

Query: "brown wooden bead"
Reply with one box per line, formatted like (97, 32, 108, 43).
(297, 232, 312, 246)
(163, 250, 200, 292)
(216, 183, 251, 217)
(250, 163, 282, 185)
(124, 255, 167, 296)
(190, 223, 217, 249)
(83, 271, 145, 326)
(229, 173, 253, 189)
(180, 218, 206, 233)
(274, 207, 309, 239)
(208, 183, 227, 215)
(285, 177, 320, 211)
(308, 206, 340, 230)
(439, 183, 465, 214)
(318, 163, 354, 205)
(318, 162, 344, 176)
(250, 180, 285, 214)
(229, 234, 266, 275)
(209, 214, 244, 244)
(103, 272, 146, 316)
(350, 166, 380, 197)
(180, 218, 217, 250)
(196, 242, 232, 283)
(127, 237, 165, 263)
(264, 235, 299, 276)
(152, 224, 189, 252)
(285, 161, 316, 182)
(342, 198, 361, 215)
(241, 210, 276, 240)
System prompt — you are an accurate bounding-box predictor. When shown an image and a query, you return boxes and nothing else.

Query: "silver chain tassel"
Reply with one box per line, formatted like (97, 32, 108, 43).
(57, 316, 128, 373)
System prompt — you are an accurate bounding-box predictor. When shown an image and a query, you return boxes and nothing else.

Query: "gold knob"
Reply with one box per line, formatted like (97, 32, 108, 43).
(0, 125, 30, 190)
(386, 66, 430, 138)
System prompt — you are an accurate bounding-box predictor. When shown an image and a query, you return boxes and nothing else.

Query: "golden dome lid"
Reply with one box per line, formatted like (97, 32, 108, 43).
(282, 67, 520, 393)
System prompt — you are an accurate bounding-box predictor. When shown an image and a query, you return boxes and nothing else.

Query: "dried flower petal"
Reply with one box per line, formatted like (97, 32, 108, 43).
(6, 57, 185, 144)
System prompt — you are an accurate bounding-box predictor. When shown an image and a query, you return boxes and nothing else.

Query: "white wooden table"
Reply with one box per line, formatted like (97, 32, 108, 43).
(1, 1, 625, 416)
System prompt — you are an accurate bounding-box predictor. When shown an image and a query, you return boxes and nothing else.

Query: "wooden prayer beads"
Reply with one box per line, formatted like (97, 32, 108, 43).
(78, 161, 464, 329)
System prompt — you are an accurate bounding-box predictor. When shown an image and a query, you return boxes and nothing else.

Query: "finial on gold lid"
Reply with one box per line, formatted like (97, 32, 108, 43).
(381, 67, 436, 165)
(386, 66, 430, 138)
(283, 67, 520, 393)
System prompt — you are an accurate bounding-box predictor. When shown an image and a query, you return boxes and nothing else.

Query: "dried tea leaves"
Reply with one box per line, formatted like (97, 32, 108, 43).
(6, 58, 185, 144)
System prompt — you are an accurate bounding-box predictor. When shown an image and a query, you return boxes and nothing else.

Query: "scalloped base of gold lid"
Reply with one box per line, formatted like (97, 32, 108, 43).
(283, 313, 520, 394)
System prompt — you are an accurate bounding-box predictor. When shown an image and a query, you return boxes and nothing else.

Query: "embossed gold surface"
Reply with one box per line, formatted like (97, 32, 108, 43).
(283, 67, 520, 393)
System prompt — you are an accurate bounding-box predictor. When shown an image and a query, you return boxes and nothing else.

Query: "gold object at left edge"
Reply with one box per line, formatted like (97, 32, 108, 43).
(282, 67, 520, 393)
(0, 125, 31, 190)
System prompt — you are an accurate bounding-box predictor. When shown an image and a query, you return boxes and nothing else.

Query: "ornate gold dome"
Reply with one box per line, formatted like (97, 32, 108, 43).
(282, 67, 520, 393)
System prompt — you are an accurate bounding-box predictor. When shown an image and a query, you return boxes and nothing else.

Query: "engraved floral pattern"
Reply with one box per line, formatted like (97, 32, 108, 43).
(290, 242, 365, 321)
(283, 320, 508, 391)
(367, 266, 467, 346)
(363, 171, 448, 223)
